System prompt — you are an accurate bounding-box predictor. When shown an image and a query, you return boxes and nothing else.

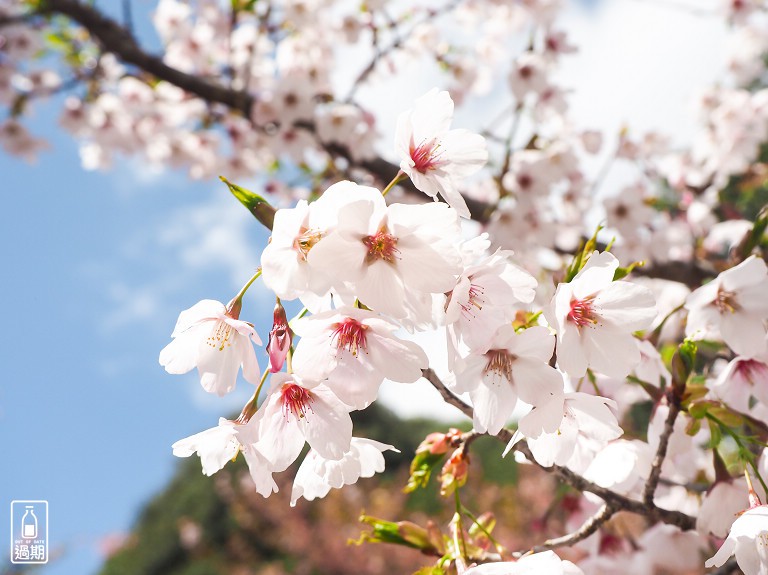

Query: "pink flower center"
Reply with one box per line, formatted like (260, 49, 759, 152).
(409, 138, 442, 173)
(293, 227, 324, 261)
(735, 359, 768, 385)
(484, 350, 515, 382)
(331, 318, 368, 356)
(280, 383, 313, 419)
(715, 288, 739, 314)
(567, 297, 597, 328)
(363, 229, 400, 263)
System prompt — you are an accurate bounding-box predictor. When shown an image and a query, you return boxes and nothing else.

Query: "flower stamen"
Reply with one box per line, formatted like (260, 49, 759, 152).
(567, 297, 598, 328)
(280, 383, 313, 419)
(363, 228, 400, 263)
(484, 350, 514, 383)
(331, 318, 368, 356)
(293, 227, 324, 261)
(206, 320, 234, 351)
(410, 137, 443, 173)
(715, 288, 740, 314)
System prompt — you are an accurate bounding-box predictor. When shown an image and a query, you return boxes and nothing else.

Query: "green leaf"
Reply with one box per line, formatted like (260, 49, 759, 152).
(613, 259, 645, 280)
(707, 418, 723, 449)
(671, 339, 697, 398)
(405, 450, 446, 493)
(564, 225, 604, 282)
(350, 515, 439, 554)
(220, 176, 275, 230)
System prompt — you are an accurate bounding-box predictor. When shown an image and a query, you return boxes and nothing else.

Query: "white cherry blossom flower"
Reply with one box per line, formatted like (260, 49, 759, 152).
(256, 373, 353, 471)
(445, 237, 537, 356)
(395, 88, 488, 219)
(711, 350, 768, 413)
(464, 550, 584, 575)
(545, 251, 657, 379)
(706, 505, 768, 575)
(261, 180, 377, 304)
(685, 255, 768, 357)
(308, 194, 463, 319)
(290, 438, 398, 506)
(159, 299, 261, 396)
(292, 306, 428, 409)
(454, 325, 564, 435)
(172, 417, 277, 497)
(508, 392, 622, 470)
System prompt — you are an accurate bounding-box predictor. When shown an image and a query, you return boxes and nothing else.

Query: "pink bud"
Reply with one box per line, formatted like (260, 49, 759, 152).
(267, 301, 292, 373)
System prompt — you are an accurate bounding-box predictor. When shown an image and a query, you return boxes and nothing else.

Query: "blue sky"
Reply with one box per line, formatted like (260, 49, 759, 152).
(0, 93, 276, 574)
(0, 0, 733, 573)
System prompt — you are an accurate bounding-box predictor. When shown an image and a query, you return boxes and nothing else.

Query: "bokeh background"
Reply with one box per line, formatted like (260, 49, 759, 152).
(0, 0, 732, 573)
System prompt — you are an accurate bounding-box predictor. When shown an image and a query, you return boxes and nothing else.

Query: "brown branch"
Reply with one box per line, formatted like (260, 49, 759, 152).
(643, 398, 682, 506)
(421, 368, 473, 419)
(38, 0, 253, 115)
(522, 503, 616, 555)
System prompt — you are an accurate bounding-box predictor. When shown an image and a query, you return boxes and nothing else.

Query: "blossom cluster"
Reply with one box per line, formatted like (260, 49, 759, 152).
(158, 84, 768, 571)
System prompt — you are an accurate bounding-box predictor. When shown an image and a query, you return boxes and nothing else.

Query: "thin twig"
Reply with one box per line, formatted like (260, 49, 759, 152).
(644, 398, 682, 506)
(522, 503, 615, 555)
(421, 368, 473, 419)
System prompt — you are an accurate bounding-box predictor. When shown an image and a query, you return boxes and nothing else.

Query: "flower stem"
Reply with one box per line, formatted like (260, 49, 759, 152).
(382, 170, 406, 197)
(234, 267, 262, 302)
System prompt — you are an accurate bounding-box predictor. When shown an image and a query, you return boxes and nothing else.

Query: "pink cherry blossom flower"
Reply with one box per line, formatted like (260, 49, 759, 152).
(685, 255, 768, 357)
(464, 550, 584, 575)
(706, 505, 768, 575)
(256, 373, 353, 471)
(290, 438, 398, 506)
(172, 417, 277, 497)
(545, 251, 657, 379)
(159, 299, 261, 396)
(395, 88, 488, 219)
(291, 306, 428, 409)
(454, 325, 565, 435)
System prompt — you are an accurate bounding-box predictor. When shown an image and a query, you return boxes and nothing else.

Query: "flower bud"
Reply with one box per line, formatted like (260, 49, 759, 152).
(267, 300, 293, 373)
(440, 448, 469, 497)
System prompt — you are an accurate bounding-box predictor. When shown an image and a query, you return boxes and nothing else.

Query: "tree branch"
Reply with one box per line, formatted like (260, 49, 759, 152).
(644, 398, 682, 506)
(38, 0, 253, 115)
(522, 503, 616, 555)
(421, 368, 473, 419)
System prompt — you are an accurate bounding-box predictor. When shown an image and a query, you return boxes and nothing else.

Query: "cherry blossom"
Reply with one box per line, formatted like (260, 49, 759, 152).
(508, 392, 623, 470)
(545, 251, 657, 379)
(290, 438, 398, 506)
(463, 550, 584, 575)
(394, 88, 488, 218)
(307, 190, 463, 320)
(685, 255, 768, 357)
(454, 325, 565, 435)
(172, 417, 278, 498)
(256, 373, 353, 471)
(159, 299, 261, 396)
(706, 505, 768, 575)
(291, 306, 428, 409)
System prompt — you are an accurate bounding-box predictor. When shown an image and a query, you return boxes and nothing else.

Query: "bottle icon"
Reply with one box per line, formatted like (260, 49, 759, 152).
(21, 506, 37, 539)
